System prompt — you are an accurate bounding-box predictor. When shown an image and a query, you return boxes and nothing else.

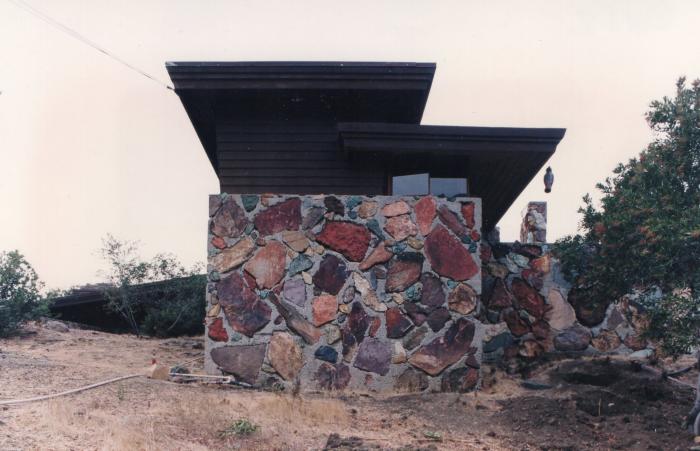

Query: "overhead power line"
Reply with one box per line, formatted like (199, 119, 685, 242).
(5, 0, 173, 91)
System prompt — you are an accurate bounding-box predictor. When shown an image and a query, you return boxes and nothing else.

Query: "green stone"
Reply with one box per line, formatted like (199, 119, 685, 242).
(241, 194, 259, 212)
(366, 219, 384, 239)
(392, 242, 407, 254)
(348, 211, 358, 219)
(469, 243, 478, 253)
(446, 280, 458, 289)
(209, 271, 221, 282)
(244, 223, 255, 235)
(289, 254, 313, 276)
(404, 283, 423, 302)
(461, 235, 472, 244)
(346, 196, 363, 210)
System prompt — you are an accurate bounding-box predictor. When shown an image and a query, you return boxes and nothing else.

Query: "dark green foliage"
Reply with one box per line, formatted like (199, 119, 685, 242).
(554, 78, 700, 356)
(0, 250, 48, 336)
(139, 274, 206, 337)
(99, 235, 205, 337)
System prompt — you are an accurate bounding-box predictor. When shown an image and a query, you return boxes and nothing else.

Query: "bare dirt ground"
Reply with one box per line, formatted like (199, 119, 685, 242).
(1, 322, 697, 451)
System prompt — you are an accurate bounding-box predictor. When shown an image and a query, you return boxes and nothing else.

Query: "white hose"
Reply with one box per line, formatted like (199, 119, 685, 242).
(0, 374, 142, 406)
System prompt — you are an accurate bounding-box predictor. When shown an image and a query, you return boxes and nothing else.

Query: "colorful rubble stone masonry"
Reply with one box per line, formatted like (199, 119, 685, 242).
(205, 194, 484, 392)
(480, 239, 654, 365)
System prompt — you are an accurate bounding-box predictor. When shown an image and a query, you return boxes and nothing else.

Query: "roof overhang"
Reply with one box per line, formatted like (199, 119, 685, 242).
(338, 122, 566, 230)
(166, 62, 436, 170)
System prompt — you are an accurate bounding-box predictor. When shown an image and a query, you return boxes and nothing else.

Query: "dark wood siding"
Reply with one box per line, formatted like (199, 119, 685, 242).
(216, 123, 386, 195)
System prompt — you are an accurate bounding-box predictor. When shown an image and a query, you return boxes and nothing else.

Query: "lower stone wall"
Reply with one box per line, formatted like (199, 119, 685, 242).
(205, 194, 484, 392)
(480, 241, 654, 369)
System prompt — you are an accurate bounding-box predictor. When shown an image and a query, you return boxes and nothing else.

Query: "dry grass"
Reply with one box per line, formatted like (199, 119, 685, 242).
(27, 381, 351, 451)
(4, 323, 697, 450)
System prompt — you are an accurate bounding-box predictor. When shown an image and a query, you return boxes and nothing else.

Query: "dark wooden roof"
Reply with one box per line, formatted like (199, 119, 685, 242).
(338, 123, 565, 230)
(166, 61, 436, 171)
(166, 61, 565, 230)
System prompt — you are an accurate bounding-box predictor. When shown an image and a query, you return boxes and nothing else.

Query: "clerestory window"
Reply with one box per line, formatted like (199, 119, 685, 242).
(391, 173, 468, 196)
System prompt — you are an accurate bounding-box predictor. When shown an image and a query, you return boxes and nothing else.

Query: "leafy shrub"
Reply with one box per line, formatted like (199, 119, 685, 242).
(554, 78, 700, 356)
(0, 250, 48, 336)
(99, 235, 205, 337)
(139, 275, 206, 337)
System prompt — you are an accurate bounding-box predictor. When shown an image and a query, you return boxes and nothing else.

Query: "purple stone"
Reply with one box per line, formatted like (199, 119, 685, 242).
(353, 338, 392, 376)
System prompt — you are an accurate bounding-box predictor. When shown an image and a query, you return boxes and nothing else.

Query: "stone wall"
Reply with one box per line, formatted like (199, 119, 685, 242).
(205, 194, 484, 392)
(480, 239, 654, 369)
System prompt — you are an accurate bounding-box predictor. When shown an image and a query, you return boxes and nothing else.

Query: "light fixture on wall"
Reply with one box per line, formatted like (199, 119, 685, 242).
(544, 167, 554, 193)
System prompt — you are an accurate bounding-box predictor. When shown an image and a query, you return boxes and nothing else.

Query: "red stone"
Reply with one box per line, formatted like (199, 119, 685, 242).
(315, 221, 371, 262)
(408, 318, 476, 376)
(384, 215, 418, 241)
(218, 272, 271, 337)
(448, 283, 478, 315)
(485, 278, 514, 309)
(211, 197, 250, 238)
(346, 302, 370, 343)
(438, 205, 467, 237)
(420, 273, 445, 309)
(461, 202, 476, 229)
(385, 253, 423, 292)
(385, 307, 413, 338)
(502, 308, 530, 337)
(515, 244, 543, 259)
(312, 295, 338, 326)
(211, 236, 227, 249)
(368, 316, 381, 337)
(208, 317, 229, 342)
(313, 254, 348, 295)
(470, 230, 481, 242)
(521, 269, 544, 290)
(403, 302, 428, 326)
(268, 293, 321, 344)
(511, 278, 546, 318)
(531, 320, 550, 340)
(315, 362, 351, 390)
(358, 242, 393, 271)
(426, 307, 450, 332)
(253, 198, 301, 236)
(530, 255, 551, 274)
(342, 302, 370, 361)
(424, 225, 478, 281)
(441, 367, 479, 392)
(243, 241, 287, 289)
(415, 196, 437, 236)
(381, 200, 410, 217)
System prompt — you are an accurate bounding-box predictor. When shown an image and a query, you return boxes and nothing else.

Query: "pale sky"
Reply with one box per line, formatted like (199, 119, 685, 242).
(2, 0, 699, 289)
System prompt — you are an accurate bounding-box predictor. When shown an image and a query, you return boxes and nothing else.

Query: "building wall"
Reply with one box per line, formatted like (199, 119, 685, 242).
(215, 124, 386, 195)
(205, 194, 484, 392)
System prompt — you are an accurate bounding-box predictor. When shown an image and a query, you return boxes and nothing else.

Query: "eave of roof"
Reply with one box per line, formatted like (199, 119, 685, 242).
(166, 62, 436, 170)
(338, 122, 566, 230)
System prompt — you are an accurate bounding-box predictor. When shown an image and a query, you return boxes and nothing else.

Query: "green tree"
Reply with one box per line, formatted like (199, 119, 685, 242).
(554, 78, 700, 356)
(0, 250, 48, 336)
(98, 234, 205, 336)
